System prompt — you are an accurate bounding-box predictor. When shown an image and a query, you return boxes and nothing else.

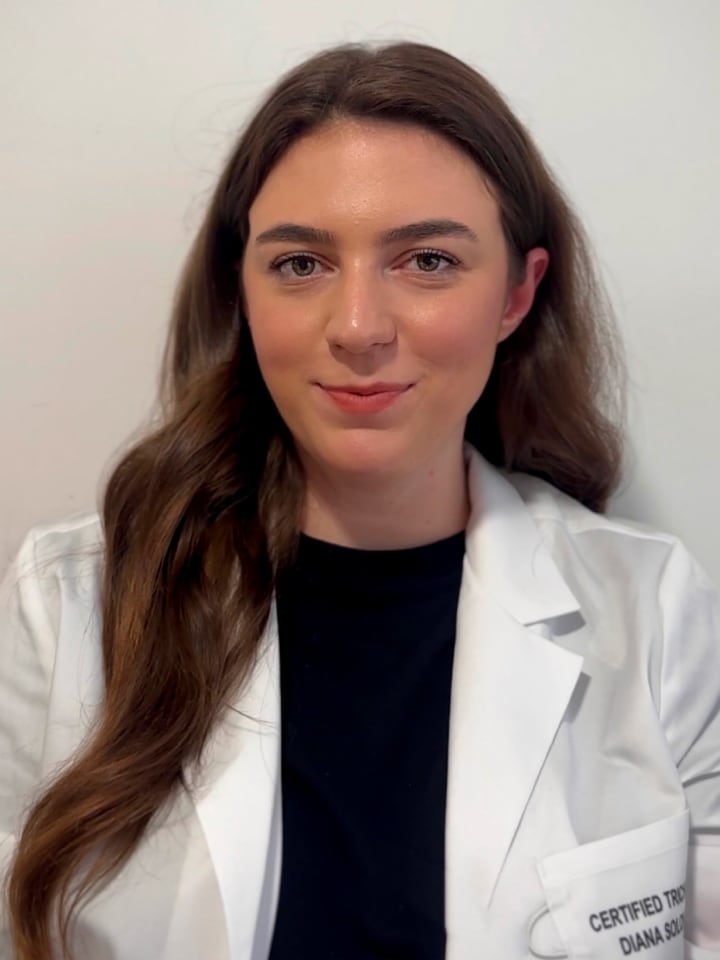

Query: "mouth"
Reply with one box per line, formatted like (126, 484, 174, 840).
(317, 382, 413, 413)
(320, 381, 412, 395)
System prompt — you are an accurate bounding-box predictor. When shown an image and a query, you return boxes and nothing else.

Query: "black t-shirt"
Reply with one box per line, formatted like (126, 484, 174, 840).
(268, 530, 465, 960)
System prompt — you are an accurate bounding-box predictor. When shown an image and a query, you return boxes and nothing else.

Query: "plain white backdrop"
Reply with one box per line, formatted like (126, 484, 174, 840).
(1, 0, 718, 582)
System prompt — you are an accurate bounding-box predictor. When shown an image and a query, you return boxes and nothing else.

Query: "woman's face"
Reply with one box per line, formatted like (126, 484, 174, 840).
(241, 120, 547, 481)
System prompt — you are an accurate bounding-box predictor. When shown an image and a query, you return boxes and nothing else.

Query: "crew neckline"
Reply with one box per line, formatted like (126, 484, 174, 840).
(288, 530, 466, 590)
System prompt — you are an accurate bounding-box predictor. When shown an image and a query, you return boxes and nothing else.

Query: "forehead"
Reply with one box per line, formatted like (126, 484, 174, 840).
(247, 119, 500, 232)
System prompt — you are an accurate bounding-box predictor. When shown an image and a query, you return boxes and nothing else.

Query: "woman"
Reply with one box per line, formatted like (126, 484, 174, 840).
(1, 40, 718, 960)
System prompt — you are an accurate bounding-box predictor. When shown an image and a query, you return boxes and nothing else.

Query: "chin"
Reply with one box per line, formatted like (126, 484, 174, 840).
(303, 431, 414, 479)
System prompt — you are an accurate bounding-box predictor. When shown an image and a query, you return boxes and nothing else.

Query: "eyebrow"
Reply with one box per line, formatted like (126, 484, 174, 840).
(253, 218, 479, 247)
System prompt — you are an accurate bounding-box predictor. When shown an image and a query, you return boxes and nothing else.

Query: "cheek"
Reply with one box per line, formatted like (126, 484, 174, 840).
(413, 294, 504, 372)
(242, 272, 289, 371)
(248, 320, 288, 370)
(244, 299, 309, 376)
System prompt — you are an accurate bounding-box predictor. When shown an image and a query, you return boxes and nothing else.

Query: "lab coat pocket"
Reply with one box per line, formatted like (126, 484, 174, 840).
(535, 809, 689, 960)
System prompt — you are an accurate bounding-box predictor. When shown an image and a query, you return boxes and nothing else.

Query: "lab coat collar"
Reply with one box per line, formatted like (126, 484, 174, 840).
(462, 444, 581, 625)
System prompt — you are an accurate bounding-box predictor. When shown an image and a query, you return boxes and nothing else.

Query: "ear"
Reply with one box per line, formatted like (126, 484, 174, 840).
(497, 247, 549, 344)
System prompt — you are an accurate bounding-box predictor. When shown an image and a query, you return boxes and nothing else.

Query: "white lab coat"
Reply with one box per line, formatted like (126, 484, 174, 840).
(1, 448, 719, 960)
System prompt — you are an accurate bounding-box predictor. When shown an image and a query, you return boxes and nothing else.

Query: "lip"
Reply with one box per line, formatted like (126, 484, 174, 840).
(321, 382, 412, 395)
(318, 382, 413, 414)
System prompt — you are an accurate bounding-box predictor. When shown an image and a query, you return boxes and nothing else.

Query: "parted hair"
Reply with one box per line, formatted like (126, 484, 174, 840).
(7, 40, 623, 958)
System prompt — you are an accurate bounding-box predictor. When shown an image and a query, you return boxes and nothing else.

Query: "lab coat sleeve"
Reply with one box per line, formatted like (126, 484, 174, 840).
(656, 541, 720, 956)
(0, 529, 60, 956)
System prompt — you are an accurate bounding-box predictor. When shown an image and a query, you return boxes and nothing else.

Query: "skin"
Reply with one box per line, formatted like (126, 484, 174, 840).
(241, 120, 548, 549)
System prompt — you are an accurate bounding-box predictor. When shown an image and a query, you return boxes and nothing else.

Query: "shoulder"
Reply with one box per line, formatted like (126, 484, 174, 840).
(16, 511, 104, 566)
(507, 470, 673, 544)
(0, 514, 105, 801)
(2, 512, 105, 665)
(506, 470, 689, 582)
(12, 511, 104, 584)
(507, 468, 719, 703)
(465, 449, 715, 623)
(504, 469, 718, 661)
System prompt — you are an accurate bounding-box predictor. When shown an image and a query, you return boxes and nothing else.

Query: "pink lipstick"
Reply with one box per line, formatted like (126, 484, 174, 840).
(319, 383, 412, 414)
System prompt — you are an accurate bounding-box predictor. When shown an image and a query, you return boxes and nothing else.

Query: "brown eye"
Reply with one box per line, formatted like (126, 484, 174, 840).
(406, 250, 458, 273)
(290, 256, 316, 277)
(271, 254, 322, 279)
(416, 253, 443, 271)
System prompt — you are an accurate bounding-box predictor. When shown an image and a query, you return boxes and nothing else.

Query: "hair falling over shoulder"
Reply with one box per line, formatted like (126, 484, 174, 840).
(6, 40, 624, 958)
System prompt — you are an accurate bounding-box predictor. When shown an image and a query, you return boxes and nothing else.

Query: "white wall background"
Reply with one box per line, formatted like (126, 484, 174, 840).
(1, 0, 718, 583)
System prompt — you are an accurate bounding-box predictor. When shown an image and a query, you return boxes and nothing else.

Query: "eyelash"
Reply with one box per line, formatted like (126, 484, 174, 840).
(268, 247, 460, 277)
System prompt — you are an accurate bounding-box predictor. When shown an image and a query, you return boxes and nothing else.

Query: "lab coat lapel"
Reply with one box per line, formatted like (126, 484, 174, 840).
(190, 603, 282, 960)
(445, 452, 585, 953)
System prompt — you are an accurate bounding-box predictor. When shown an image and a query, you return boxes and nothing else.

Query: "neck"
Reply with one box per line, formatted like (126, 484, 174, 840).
(300, 446, 469, 549)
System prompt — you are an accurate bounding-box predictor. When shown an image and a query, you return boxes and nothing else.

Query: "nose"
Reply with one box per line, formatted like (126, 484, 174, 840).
(324, 266, 397, 354)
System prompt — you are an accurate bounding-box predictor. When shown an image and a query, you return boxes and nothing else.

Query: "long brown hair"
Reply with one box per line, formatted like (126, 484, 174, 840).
(7, 41, 623, 958)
